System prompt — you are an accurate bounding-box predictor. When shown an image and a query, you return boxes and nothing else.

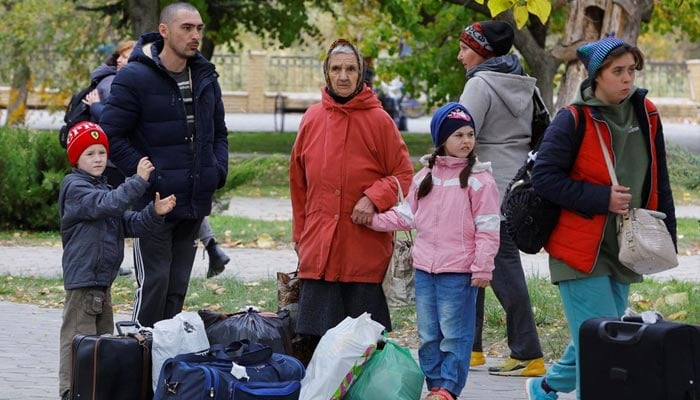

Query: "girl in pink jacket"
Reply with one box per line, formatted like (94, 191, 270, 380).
(370, 102, 500, 400)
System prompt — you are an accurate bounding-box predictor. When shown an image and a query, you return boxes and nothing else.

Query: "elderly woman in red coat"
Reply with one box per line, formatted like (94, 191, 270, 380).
(289, 38, 414, 356)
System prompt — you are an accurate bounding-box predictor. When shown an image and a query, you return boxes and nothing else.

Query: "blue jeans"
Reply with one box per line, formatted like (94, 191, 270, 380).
(415, 270, 477, 397)
(545, 275, 629, 398)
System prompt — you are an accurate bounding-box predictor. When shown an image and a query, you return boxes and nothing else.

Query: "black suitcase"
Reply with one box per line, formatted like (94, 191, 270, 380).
(579, 317, 700, 400)
(71, 321, 153, 400)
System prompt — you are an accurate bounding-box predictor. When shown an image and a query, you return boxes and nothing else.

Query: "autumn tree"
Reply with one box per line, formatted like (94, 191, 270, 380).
(84, 0, 334, 60)
(337, 0, 699, 112)
(0, 0, 121, 126)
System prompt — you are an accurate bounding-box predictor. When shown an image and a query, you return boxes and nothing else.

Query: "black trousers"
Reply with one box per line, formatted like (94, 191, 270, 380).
(472, 222, 543, 360)
(132, 218, 203, 328)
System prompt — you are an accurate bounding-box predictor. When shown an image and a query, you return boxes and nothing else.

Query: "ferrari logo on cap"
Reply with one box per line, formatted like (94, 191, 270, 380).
(90, 130, 100, 140)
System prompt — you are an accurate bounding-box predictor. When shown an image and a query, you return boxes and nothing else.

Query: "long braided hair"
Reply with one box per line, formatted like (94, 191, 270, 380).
(416, 145, 477, 200)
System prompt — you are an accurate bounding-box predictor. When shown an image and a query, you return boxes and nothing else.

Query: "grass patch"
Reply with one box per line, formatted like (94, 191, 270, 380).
(229, 132, 434, 159)
(4, 216, 696, 253)
(207, 215, 292, 248)
(677, 217, 700, 255)
(2, 274, 697, 358)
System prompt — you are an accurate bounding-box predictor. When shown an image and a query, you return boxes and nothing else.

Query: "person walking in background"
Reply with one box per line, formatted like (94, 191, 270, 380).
(289, 38, 414, 361)
(368, 103, 500, 400)
(457, 20, 546, 376)
(526, 38, 676, 400)
(99, 2, 228, 328)
(57, 121, 175, 400)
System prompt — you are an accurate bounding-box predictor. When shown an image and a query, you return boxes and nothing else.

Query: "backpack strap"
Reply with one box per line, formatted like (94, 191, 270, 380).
(562, 104, 587, 171)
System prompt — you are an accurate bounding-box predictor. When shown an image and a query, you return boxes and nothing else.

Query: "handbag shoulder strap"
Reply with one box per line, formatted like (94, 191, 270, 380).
(592, 113, 628, 230)
(593, 116, 618, 186)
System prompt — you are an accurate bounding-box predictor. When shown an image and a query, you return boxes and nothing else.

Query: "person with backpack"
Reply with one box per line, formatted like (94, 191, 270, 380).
(82, 40, 136, 123)
(526, 37, 676, 400)
(457, 20, 546, 376)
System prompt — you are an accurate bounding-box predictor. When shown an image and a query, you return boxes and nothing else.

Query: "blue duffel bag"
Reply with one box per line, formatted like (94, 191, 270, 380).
(154, 340, 305, 399)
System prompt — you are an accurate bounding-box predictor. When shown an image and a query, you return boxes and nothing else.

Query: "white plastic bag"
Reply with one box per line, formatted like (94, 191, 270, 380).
(151, 311, 210, 391)
(300, 312, 385, 400)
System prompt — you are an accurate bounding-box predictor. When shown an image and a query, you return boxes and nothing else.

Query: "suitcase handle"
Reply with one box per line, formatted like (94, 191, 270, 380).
(115, 320, 141, 336)
(597, 320, 648, 344)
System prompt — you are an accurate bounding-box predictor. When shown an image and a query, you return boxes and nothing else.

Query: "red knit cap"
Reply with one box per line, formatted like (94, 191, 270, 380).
(66, 121, 110, 166)
(460, 21, 514, 58)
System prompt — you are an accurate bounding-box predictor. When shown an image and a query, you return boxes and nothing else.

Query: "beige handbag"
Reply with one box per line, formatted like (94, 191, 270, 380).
(382, 177, 415, 307)
(594, 122, 678, 274)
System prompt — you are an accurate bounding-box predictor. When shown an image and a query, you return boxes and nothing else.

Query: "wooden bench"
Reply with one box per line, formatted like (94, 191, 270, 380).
(273, 92, 321, 132)
(0, 86, 59, 110)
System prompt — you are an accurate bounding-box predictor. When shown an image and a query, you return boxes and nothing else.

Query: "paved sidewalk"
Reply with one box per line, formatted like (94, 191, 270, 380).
(0, 301, 576, 400)
(0, 197, 697, 399)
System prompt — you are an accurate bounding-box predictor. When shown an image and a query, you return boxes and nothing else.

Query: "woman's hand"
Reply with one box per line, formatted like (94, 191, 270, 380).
(81, 89, 100, 106)
(351, 195, 376, 225)
(609, 184, 632, 215)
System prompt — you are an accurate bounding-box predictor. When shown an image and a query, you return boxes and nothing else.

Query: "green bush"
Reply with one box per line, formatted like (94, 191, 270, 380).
(667, 143, 700, 190)
(0, 127, 69, 230)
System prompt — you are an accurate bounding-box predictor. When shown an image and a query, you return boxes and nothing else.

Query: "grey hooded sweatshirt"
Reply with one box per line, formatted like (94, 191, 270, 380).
(459, 56, 537, 209)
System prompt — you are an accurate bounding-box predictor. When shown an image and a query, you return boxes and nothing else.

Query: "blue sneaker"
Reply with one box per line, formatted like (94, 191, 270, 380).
(526, 377, 558, 400)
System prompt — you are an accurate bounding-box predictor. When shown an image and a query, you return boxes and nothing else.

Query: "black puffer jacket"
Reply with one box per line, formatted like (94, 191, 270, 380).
(59, 169, 163, 289)
(99, 32, 229, 220)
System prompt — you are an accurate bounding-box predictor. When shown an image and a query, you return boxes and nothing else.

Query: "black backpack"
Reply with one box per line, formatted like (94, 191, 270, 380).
(501, 105, 584, 254)
(529, 88, 551, 149)
(58, 78, 100, 148)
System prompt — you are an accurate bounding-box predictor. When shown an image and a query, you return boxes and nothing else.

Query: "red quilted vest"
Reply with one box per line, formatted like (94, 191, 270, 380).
(545, 99, 659, 273)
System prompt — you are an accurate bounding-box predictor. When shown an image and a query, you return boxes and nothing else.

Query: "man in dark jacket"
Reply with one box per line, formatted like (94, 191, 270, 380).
(100, 2, 228, 328)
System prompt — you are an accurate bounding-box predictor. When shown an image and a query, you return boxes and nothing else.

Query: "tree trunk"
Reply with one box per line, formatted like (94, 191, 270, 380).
(5, 62, 30, 126)
(498, 13, 562, 112)
(128, 0, 159, 39)
(553, 0, 654, 109)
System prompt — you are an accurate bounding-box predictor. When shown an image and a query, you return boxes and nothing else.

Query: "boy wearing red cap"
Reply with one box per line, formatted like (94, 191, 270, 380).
(57, 121, 176, 400)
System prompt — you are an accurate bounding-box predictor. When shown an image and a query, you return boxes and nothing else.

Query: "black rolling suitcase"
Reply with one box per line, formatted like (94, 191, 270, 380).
(579, 317, 700, 400)
(71, 321, 153, 400)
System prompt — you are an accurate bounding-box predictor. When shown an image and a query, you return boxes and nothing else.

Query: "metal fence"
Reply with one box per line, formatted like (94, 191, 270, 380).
(206, 55, 691, 99)
(211, 54, 243, 91)
(0, 54, 692, 99)
(267, 55, 325, 92)
(209, 54, 325, 92)
(637, 61, 689, 98)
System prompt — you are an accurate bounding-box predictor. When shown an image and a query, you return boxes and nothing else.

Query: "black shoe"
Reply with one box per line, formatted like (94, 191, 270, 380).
(206, 240, 230, 278)
(118, 266, 132, 276)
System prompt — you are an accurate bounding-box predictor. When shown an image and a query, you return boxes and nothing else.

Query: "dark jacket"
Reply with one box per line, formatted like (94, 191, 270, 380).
(59, 169, 163, 290)
(99, 32, 228, 220)
(89, 64, 117, 120)
(531, 88, 676, 273)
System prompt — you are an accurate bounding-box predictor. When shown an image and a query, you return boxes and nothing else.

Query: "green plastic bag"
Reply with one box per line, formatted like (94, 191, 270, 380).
(345, 339, 424, 400)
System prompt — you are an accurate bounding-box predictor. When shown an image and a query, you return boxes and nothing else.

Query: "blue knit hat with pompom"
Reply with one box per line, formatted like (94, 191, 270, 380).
(577, 37, 627, 80)
(430, 102, 475, 148)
